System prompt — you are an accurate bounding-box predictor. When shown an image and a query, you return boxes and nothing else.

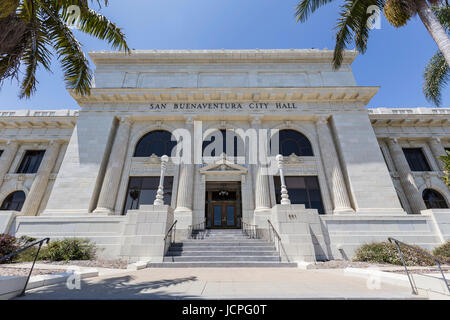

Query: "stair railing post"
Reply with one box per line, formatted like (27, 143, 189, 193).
(276, 154, 291, 205)
(154, 155, 169, 205)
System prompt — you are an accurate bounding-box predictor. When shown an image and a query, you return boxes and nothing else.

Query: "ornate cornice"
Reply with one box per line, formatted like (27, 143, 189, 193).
(70, 86, 379, 105)
(89, 49, 358, 66)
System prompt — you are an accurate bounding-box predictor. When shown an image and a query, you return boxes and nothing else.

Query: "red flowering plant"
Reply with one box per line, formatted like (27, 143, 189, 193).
(0, 233, 18, 264)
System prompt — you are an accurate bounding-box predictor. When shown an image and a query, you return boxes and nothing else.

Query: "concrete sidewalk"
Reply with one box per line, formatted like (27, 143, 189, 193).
(16, 268, 423, 300)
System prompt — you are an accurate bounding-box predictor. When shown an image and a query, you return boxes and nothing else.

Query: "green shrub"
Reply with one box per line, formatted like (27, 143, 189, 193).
(0, 234, 18, 264)
(14, 246, 48, 263)
(353, 242, 435, 266)
(43, 238, 96, 262)
(433, 241, 450, 264)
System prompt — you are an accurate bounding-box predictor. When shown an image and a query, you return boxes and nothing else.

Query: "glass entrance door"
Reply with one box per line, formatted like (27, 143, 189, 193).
(212, 204, 237, 228)
(205, 182, 241, 229)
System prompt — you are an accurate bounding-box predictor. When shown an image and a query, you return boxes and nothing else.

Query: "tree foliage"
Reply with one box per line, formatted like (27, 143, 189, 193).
(0, 0, 129, 98)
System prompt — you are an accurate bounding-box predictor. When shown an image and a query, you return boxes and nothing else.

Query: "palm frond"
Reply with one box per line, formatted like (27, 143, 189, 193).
(19, 2, 53, 98)
(423, 51, 449, 106)
(431, 4, 450, 32)
(65, 7, 130, 52)
(333, 0, 382, 69)
(295, 0, 336, 22)
(42, 5, 92, 95)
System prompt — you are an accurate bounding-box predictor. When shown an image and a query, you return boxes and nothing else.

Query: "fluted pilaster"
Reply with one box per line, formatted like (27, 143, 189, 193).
(0, 141, 19, 188)
(252, 118, 271, 211)
(428, 137, 447, 171)
(316, 117, 352, 212)
(21, 141, 61, 216)
(175, 120, 195, 212)
(386, 138, 426, 213)
(94, 117, 132, 214)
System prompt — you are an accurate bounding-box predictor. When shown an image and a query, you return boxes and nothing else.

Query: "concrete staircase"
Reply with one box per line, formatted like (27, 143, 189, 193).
(148, 229, 297, 268)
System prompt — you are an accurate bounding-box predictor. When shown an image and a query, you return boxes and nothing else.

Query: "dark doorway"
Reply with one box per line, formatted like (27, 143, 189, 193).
(205, 181, 241, 229)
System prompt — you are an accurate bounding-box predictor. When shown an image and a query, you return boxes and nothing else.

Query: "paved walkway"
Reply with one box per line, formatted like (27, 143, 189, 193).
(15, 268, 421, 299)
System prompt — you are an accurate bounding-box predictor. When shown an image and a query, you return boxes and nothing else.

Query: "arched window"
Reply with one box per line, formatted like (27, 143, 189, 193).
(422, 189, 448, 209)
(134, 130, 177, 157)
(202, 129, 245, 157)
(0, 191, 26, 211)
(271, 129, 313, 156)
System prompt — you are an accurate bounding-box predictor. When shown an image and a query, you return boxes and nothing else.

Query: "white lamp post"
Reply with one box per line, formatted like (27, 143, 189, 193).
(276, 154, 291, 205)
(154, 155, 169, 206)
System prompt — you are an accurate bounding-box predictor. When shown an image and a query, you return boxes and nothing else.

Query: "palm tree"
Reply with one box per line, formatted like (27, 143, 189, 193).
(423, 5, 449, 106)
(0, 0, 129, 98)
(296, 0, 450, 69)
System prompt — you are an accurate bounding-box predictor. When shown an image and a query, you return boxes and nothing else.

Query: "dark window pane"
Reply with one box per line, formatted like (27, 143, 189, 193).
(0, 150, 3, 158)
(134, 130, 177, 157)
(274, 176, 324, 214)
(423, 189, 448, 209)
(122, 176, 173, 214)
(202, 129, 243, 157)
(403, 148, 431, 171)
(270, 129, 313, 157)
(0, 191, 26, 211)
(16, 150, 45, 174)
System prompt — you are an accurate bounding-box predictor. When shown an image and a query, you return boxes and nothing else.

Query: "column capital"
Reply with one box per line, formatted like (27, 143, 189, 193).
(316, 116, 329, 125)
(430, 136, 441, 144)
(386, 137, 399, 144)
(185, 116, 194, 127)
(251, 116, 262, 126)
(119, 116, 132, 125)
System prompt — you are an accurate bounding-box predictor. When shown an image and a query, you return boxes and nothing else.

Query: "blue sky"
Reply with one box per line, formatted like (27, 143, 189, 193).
(0, 0, 448, 110)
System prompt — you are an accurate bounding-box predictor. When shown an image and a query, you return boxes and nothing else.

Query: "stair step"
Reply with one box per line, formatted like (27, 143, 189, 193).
(169, 246, 275, 251)
(171, 242, 272, 247)
(166, 251, 278, 256)
(178, 239, 271, 246)
(148, 262, 298, 268)
(163, 256, 281, 262)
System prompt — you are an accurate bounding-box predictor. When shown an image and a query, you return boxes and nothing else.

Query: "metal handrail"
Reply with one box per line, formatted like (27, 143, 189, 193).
(388, 237, 450, 295)
(164, 220, 177, 241)
(0, 237, 50, 297)
(188, 220, 206, 239)
(163, 220, 177, 255)
(239, 218, 257, 239)
(267, 220, 289, 263)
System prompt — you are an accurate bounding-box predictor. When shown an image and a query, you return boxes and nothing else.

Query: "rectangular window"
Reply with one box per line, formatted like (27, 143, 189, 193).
(274, 176, 325, 214)
(0, 150, 3, 158)
(122, 176, 173, 214)
(402, 148, 431, 171)
(16, 150, 45, 174)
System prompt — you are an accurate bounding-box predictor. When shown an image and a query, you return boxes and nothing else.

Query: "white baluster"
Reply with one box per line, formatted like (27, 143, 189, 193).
(276, 154, 291, 205)
(154, 155, 169, 206)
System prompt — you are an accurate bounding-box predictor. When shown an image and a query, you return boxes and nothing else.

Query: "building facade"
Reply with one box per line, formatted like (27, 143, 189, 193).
(0, 49, 449, 263)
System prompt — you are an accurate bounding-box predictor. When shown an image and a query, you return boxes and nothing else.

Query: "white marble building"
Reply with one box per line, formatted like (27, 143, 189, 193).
(0, 49, 449, 263)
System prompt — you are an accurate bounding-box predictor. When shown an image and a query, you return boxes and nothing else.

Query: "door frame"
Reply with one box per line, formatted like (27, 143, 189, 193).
(205, 181, 242, 229)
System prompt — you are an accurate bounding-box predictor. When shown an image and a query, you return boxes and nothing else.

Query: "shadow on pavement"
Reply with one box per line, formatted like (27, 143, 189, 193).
(15, 275, 200, 300)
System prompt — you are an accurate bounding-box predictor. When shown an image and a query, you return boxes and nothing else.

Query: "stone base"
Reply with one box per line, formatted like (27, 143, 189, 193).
(270, 204, 329, 263)
(119, 205, 174, 262)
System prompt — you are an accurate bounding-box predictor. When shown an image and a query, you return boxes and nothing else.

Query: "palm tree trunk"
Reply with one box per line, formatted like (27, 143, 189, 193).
(416, 0, 450, 66)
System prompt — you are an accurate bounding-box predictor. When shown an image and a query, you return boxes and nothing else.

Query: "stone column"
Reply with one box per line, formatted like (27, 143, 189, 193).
(386, 138, 426, 213)
(21, 141, 61, 216)
(175, 119, 195, 212)
(255, 166, 271, 210)
(0, 141, 19, 188)
(94, 117, 132, 214)
(253, 119, 271, 211)
(316, 117, 353, 213)
(428, 137, 447, 171)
